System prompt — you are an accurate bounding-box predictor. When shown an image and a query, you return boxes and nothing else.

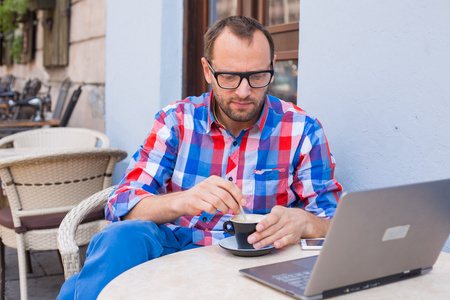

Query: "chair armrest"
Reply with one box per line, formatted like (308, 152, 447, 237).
(0, 134, 16, 148)
(57, 185, 116, 279)
(0, 91, 19, 98)
(96, 131, 110, 148)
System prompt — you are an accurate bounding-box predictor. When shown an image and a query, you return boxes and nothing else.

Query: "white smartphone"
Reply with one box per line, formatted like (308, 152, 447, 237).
(300, 238, 325, 250)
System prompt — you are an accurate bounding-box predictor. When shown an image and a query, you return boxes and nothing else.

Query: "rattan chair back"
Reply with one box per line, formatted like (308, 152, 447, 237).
(0, 149, 125, 212)
(0, 127, 110, 149)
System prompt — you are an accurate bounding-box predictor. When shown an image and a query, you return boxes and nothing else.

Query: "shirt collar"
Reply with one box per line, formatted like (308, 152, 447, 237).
(206, 91, 215, 133)
(254, 95, 269, 131)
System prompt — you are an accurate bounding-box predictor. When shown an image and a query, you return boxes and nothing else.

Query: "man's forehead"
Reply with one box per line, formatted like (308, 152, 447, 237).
(215, 27, 255, 46)
(212, 29, 270, 62)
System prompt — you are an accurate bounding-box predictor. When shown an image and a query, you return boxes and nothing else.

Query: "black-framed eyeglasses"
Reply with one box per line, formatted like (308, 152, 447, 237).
(206, 60, 274, 89)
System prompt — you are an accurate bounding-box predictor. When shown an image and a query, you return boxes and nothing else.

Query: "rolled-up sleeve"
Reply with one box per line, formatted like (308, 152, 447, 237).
(292, 117, 342, 218)
(106, 109, 179, 222)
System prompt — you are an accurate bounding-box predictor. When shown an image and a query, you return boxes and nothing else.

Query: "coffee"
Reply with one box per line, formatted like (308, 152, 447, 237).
(232, 214, 265, 223)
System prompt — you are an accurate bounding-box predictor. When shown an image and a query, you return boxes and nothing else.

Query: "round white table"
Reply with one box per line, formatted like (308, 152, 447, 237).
(98, 243, 450, 299)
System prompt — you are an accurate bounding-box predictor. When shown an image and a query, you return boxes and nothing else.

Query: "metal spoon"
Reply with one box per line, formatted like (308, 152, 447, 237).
(238, 201, 247, 221)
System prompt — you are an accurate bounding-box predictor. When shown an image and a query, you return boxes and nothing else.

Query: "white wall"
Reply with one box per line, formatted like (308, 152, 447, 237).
(298, 0, 450, 192)
(105, 0, 183, 182)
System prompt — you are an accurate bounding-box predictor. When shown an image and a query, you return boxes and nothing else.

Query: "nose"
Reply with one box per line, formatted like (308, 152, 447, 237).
(235, 78, 252, 99)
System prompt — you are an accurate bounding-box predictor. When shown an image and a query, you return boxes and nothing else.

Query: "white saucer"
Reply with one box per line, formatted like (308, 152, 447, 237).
(219, 236, 275, 257)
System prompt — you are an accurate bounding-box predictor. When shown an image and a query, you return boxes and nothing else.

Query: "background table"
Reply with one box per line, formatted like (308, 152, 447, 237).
(98, 244, 450, 299)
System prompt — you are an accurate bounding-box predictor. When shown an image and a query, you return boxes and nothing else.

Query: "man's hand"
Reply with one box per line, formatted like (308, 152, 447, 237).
(182, 175, 246, 216)
(123, 175, 246, 224)
(247, 206, 331, 249)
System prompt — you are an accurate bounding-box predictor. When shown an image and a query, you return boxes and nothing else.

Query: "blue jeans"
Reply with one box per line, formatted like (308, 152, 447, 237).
(57, 219, 200, 299)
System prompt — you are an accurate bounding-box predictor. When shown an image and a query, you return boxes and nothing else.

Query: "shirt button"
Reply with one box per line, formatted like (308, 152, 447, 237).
(228, 177, 233, 181)
(202, 217, 207, 222)
(233, 141, 237, 146)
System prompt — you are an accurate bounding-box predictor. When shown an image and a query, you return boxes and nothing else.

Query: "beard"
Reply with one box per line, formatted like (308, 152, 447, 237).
(214, 88, 268, 123)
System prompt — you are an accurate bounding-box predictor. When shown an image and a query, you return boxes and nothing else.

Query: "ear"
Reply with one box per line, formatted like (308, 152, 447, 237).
(201, 57, 213, 84)
(270, 54, 277, 84)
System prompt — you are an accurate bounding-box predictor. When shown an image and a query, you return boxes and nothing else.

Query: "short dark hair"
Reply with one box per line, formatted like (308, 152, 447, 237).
(204, 15, 275, 62)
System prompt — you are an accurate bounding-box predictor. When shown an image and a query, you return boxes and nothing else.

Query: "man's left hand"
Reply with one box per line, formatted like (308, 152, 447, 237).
(247, 206, 331, 249)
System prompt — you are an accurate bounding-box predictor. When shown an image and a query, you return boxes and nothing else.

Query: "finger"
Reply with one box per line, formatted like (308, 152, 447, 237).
(209, 177, 245, 214)
(250, 211, 294, 248)
(273, 235, 295, 249)
(255, 210, 281, 233)
(187, 193, 218, 215)
(198, 180, 241, 214)
(197, 181, 238, 214)
(251, 231, 284, 249)
(213, 176, 246, 206)
(248, 222, 285, 249)
(254, 227, 298, 249)
(186, 184, 225, 215)
(207, 189, 234, 214)
(190, 176, 245, 215)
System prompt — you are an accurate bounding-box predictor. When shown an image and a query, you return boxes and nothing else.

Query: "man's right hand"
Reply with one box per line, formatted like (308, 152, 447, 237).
(123, 175, 246, 224)
(182, 175, 246, 216)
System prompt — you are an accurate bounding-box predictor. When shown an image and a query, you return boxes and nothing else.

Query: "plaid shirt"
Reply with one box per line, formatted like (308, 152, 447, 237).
(106, 91, 342, 246)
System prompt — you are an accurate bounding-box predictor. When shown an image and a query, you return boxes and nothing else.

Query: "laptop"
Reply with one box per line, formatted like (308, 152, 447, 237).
(240, 178, 450, 299)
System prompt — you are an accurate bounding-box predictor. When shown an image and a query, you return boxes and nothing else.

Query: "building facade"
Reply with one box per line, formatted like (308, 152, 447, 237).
(0, 0, 107, 131)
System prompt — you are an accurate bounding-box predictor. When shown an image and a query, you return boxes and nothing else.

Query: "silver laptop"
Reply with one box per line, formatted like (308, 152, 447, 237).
(240, 178, 450, 299)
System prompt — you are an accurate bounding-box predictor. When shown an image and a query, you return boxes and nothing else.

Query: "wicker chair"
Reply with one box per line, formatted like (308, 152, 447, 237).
(0, 148, 127, 300)
(57, 185, 116, 280)
(0, 127, 110, 149)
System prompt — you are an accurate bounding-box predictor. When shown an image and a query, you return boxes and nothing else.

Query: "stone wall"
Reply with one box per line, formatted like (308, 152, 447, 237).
(0, 0, 106, 132)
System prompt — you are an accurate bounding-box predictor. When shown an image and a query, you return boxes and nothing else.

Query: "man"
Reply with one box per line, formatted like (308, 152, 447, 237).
(58, 15, 341, 299)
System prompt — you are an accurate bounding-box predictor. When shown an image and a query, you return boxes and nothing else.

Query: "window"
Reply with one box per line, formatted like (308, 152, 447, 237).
(267, 0, 299, 26)
(20, 11, 37, 64)
(265, 0, 299, 104)
(0, 0, 66, 66)
(0, 5, 36, 65)
(183, 0, 299, 104)
(42, 0, 69, 67)
(208, 0, 238, 24)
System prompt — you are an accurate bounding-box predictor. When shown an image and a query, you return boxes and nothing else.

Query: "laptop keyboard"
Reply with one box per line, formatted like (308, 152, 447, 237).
(272, 271, 311, 291)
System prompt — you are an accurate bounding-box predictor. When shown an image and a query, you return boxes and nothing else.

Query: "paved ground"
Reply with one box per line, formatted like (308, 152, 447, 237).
(4, 245, 87, 300)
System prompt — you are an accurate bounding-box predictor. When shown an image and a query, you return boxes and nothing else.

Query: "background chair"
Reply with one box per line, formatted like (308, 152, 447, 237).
(0, 148, 127, 300)
(58, 85, 81, 127)
(0, 78, 42, 118)
(0, 75, 15, 93)
(0, 127, 110, 149)
(58, 186, 116, 280)
(0, 84, 81, 137)
(51, 78, 71, 123)
(13, 78, 42, 102)
(7, 78, 71, 122)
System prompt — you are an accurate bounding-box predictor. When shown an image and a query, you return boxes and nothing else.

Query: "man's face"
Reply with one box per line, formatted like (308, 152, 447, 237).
(202, 28, 274, 132)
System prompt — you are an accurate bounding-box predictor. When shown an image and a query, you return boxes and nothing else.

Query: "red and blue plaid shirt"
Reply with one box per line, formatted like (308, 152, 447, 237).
(106, 91, 342, 246)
